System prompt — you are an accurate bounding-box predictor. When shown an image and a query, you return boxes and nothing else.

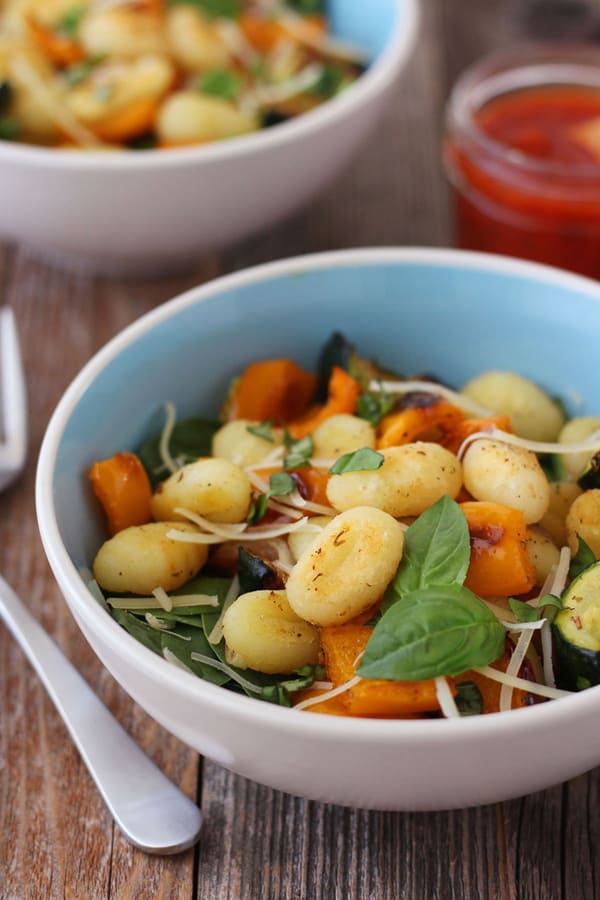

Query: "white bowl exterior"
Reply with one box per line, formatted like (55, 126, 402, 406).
(0, 0, 417, 274)
(37, 248, 600, 810)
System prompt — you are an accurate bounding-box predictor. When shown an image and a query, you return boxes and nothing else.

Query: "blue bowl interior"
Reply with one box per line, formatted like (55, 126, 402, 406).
(52, 257, 600, 572)
(329, 0, 401, 58)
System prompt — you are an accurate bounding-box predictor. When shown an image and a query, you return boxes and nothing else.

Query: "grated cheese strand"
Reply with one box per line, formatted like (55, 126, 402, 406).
(458, 427, 600, 461)
(158, 401, 179, 476)
(500, 628, 535, 713)
(152, 586, 173, 613)
(278, 13, 370, 63)
(107, 593, 219, 610)
(475, 666, 572, 699)
(162, 647, 194, 673)
(370, 379, 492, 417)
(168, 516, 318, 544)
(293, 675, 361, 710)
(207, 575, 239, 645)
(174, 507, 248, 538)
(190, 650, 264, 693)
(435, 677, 461, 718)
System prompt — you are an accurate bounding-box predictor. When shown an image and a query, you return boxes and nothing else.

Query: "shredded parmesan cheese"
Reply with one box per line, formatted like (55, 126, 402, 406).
(278, 13, 370, 64)
(158, 401, 179, 476)
(152, 585, 172, 613)
(457, 426, 600, 461)
(168, 515, 318, 544)
(190, 650, 264, 693)
(162, 647, 194, 673)
(207, 575, 239, 645)
(475, 666, 572, 700)
(435, 677, 461, 718)
(370, 379, 492, 417)
(293, 675, 361, 710)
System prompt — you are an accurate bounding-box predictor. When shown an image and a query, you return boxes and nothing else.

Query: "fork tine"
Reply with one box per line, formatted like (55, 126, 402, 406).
(0, 307, 27, 490)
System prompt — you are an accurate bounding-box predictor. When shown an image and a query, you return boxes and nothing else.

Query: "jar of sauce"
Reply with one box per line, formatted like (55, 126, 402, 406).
(444, 45, 600, 278)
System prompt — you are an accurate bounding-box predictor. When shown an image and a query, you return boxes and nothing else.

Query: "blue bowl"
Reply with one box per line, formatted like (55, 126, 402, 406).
(36, 248, 600, 811)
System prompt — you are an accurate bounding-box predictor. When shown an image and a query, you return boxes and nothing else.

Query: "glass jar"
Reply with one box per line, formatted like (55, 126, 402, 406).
(444, 44, 600, 278)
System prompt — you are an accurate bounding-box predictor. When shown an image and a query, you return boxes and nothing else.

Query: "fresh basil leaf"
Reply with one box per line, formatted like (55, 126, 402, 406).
(247, 420, 274, 442)
(569, 535, 596, 579)
(508, 598, 539, 622)
(283, 434, 313, 470)
(454, 681, 484, 716)
(356, 385, 394, 427)
(238, 547, 278, 593)
(358, 583, 506, 681)
(0, 81, 13, 114)
(269, 471, 295, 496)
(247, 492, 269, 525)
(384, 496, 470, 610)
(63, 55, 104, 87)
(309, 64, 347, 99)
(0, 118, 19, 141)
(329, 447, 384, 475)
(169, 0, 240, 18)
(537, 593, 563, 612)
(56, 5, 84, 37)
(198, 68, 241, 100)
(285, 0, 324, 13)
(138, 416, 220, 488)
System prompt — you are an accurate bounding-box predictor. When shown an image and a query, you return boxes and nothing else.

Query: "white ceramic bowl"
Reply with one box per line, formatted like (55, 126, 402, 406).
(0, 1, 417, 276)
(36, 248, 600, 811)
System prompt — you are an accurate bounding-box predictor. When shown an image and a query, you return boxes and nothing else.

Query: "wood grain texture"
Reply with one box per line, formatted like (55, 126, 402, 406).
(1, 1, 600, 898)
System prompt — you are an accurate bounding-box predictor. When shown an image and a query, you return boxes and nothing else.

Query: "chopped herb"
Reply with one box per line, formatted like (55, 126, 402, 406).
(0, 118, 20, 141)
(569, 535, 596, 580)
(310, 65, 347, 99)
(356, 383, 394, 426)
(454, 681, 484, 716)
(509, 594, 562, 622)
(285, 0, 324, 14)
(283, 433, 313, 470)
(0, 81, 13, 115)
(329, 447, 384, 475)
(168, 0, 240, 19)
(247, 420, 275, 442)
(56, 6, 84, 38)
(198, 69, 241, 100)
(260, 664, 326, 706)
(247, 471, 295, 524)
(63, 55, 104, 88)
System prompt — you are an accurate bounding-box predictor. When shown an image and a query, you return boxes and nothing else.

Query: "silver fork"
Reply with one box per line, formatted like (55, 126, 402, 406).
(0, 307, 27, 490)
(0, 313, 202, 853)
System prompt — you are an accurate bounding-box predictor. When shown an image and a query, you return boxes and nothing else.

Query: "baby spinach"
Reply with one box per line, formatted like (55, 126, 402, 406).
(454, 681, 484, 716)
(357, 583, 506, 681)
(138, 416, 220, 487)
(384, 495, 470, 609)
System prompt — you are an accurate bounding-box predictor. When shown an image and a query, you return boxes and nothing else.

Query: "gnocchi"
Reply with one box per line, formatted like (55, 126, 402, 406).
(460, 370, 565, 441)
(151, 457, 251, 524)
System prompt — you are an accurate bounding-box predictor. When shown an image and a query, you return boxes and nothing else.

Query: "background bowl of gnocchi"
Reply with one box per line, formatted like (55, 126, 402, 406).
(36, 247, 600, 810)
(0, 0, 417, 275)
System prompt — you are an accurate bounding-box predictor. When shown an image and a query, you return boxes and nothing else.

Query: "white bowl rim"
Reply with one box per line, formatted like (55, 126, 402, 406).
(0, 0, 418, 172)
(36, 245, 600, 746)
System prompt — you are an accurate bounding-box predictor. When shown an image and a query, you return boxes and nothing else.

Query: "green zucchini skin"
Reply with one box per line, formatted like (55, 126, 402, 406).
(552, 620, 600, 690)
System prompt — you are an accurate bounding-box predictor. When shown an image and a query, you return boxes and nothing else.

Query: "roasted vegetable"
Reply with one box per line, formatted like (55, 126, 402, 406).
(553, 560, 600, 690)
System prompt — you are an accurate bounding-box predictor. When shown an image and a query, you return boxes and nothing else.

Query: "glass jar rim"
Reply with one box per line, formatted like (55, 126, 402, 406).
(446, 42, 600, 179)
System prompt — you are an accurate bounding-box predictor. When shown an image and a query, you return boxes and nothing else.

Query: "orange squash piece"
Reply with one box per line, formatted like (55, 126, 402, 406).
(287, 366, 361, 440)
(228, 359, 317, 423)
(240, 13, 326, 53)
(90, 452, 152, 536)
(441, 415, 512, 455)
(27, 16, 85, 67)
(461, 644, 537, 713)
(90, 98, 161, 143)
(460, 501, 536, 598)
(376, 399, 465, 449)
(319, 624, 449, 717)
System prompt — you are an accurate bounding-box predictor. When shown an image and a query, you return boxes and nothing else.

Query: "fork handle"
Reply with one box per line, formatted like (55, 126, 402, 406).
(0, 575, 202, 854)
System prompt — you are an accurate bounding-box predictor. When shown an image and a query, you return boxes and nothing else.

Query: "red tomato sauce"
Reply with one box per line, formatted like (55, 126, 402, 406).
(445, 82, 600, 277)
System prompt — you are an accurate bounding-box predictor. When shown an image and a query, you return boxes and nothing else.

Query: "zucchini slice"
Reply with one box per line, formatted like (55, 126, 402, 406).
(553, 560, 600, 690)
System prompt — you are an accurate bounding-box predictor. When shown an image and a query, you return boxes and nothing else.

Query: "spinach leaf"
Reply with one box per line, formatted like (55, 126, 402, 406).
(285, 0, 324, 14)
(161, 624, 232, 685)
(138, 416, 220, 487)
(384, 495, 470, 611)
(357, 583, 506, 681)
(329, 447, 384, 474)
(309, 65, 347, 99)
(454, 681, 484, 716)
(111, 608, 163, 655)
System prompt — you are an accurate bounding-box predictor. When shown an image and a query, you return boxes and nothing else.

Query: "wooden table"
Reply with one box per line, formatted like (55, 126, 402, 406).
(2, 3, 600, 898)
